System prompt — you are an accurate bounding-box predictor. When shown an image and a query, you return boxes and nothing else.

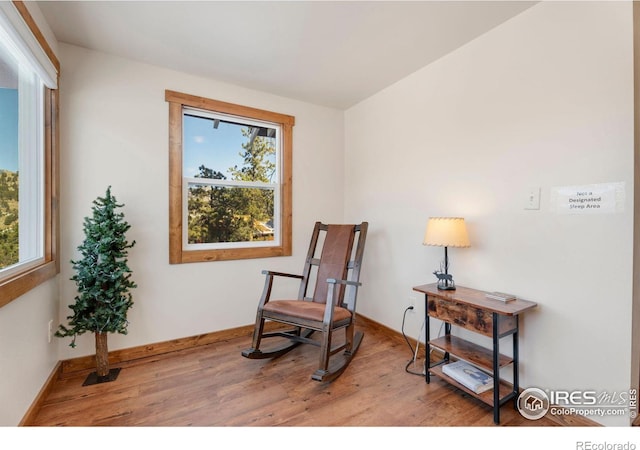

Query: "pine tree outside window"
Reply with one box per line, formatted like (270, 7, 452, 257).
(166, 90, 294, 263)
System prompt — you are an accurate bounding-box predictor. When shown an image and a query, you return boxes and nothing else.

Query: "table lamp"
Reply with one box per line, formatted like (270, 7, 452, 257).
(423, 217, 470, 290)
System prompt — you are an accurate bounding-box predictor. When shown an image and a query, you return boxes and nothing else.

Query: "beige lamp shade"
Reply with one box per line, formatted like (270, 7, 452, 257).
(423, 217, 470, 248)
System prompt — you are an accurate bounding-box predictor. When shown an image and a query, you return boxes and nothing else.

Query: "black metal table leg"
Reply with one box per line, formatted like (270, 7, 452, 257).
(492, 312, 500, 425)
(425, 294, 430, 383)
(513, 315, 520, 410)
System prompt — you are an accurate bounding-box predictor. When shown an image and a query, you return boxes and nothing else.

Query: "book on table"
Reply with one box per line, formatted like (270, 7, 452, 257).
(441, 360, 493, 394)
(485, 291, 516, 302)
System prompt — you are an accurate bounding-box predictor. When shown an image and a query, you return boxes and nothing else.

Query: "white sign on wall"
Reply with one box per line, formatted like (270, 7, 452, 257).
(551, 182, 625, 214)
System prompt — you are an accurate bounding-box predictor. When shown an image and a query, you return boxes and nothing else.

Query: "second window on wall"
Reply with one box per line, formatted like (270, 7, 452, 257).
(166, 90, 295, 263)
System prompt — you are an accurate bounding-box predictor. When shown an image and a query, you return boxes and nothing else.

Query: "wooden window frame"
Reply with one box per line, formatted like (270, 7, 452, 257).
(0, 1, 60, 308)
(165, 90, 294, 263)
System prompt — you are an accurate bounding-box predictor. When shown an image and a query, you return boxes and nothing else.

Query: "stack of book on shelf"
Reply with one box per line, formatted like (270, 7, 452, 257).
(442, 360, 494, 394)
(485, 291, 516, 302)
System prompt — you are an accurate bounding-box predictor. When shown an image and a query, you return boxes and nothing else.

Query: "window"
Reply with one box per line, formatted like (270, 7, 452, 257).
(0, 2, 59, 308)
(0, 31, 43, 273)
(165, 90, 294, 263)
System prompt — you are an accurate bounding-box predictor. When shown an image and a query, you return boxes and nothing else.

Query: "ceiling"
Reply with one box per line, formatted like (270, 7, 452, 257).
(36, 1, 536, 110)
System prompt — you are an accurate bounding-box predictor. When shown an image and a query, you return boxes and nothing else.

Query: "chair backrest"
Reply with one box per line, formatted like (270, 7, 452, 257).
(298, 222, 368, 307)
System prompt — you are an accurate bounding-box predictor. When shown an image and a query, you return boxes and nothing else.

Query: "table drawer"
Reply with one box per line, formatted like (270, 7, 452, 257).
(427, 295, 517, 337)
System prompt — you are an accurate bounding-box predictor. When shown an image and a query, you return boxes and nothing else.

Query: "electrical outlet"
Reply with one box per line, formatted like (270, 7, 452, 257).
(47, 320, 53, 343)
(408, 296, 416, 312)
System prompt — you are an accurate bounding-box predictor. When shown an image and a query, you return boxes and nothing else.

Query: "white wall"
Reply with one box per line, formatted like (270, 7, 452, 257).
(56, 44, 346, 360)
(0, 2, 60, 427)
(345, 1, 634, 426)
(0, 279, 59, 426)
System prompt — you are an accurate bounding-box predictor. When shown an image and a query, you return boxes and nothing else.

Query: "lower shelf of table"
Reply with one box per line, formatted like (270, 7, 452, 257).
(429, 363, 515, 407)
(429, 335, 513, 372)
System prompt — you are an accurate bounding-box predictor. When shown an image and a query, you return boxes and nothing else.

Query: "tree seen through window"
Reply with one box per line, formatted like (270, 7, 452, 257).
(185, 114, 277, 245)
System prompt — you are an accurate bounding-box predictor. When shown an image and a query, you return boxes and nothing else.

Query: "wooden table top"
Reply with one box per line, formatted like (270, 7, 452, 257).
(412, 283, 538, 316)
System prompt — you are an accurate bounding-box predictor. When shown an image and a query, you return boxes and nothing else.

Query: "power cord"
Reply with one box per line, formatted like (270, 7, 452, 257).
(401, 306, 425, 376)
(401, 305, 444, 377)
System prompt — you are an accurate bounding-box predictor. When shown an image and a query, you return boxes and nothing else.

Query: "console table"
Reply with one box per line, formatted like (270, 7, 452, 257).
(412, 283, 537, 424)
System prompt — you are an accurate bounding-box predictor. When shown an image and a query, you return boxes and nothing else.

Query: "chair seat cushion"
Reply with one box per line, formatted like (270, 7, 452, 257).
(262, 300, 352, 323)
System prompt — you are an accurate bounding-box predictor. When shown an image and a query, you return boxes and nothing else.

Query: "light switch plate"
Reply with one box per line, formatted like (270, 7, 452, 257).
(525, 187, 541, 210)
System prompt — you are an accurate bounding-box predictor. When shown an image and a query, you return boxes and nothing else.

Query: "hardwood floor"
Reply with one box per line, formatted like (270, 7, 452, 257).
(27, 317, 560, 427)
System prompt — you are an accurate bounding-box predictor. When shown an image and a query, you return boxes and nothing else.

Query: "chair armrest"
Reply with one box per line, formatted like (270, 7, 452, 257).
(325, 278, 362, 316)
(257, 270, 304, 309)
(326, 278, 361, 287)
(262, 270, 304, 280)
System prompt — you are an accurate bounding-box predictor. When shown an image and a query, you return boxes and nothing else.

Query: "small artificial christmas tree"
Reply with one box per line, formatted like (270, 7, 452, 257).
(56, 186, 136, 385)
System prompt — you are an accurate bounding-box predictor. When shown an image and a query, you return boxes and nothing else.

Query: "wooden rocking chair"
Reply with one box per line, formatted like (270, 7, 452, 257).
(241, 221, 368, 382)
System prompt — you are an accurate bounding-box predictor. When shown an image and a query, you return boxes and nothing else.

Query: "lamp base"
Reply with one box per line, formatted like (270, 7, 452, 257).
(437, 283, 456, 291)
(433, 270, 456, 290)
